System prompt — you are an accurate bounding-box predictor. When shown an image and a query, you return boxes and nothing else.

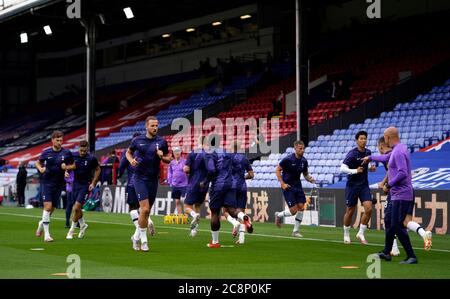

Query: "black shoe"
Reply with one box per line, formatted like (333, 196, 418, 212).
(376, 252, 392, 261)
(400, 257, 418, 264)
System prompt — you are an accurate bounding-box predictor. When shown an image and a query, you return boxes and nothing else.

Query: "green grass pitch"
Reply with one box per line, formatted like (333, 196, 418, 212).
(1, 206, 449, 279)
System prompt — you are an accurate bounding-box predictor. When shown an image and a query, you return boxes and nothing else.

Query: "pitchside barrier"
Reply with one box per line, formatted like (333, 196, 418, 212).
(97, 185, 450, 235)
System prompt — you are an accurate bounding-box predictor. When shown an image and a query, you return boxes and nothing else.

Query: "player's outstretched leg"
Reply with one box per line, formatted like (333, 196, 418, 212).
(404, 218, 432, 250)
(292, 204, 304, 237)
(129, 209, 140, 250)
(356, 201, 372, 245)
(207, 208, 221, 248)
(343, 206, 355, 244)
(39, 203, 54, 242)
(223, 209, 240, 238)
(184, 203, 200, 237)
(138, 200, 151, 252)
(274, 208, 292, 228)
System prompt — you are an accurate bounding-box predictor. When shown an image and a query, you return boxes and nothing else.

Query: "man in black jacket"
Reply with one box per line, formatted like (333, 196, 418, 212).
(16, 162, 27, 207)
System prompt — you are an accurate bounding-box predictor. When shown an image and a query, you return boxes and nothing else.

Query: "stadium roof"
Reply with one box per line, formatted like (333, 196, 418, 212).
(0, 0, 262, 51)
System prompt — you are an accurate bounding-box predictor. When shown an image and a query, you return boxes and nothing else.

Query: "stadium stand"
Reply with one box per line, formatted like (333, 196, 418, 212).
(308, 41, 450, 126)
(250, 78, 450, 188)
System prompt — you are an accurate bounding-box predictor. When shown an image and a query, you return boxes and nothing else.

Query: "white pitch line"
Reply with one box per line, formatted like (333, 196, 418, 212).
(1, 211, 450, 253)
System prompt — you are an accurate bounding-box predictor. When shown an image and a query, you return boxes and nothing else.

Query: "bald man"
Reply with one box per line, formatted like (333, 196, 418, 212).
(363, 127, 429, 264)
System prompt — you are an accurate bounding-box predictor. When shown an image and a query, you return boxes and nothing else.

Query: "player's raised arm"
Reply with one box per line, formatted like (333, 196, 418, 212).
(340, 163, 362, 175)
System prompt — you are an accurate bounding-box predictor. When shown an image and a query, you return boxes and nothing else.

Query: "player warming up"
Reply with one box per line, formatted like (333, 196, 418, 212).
(274, 140, 315, 237)
(35, 131, 74, 242)
(66, 141, 100, 240)
(223, 141, 254, 244)
(183, 137, 212, 237)
(119, 133, 150, 250)
(207, 140, 253, 248)
(126, 116, 171, 252)
(340, 130, 374, 245)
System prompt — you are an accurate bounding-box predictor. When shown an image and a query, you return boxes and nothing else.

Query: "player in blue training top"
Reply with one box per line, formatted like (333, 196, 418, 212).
(340, 130, 374, 245)
(223, 141, 254, 244)
(183, 136, 213, 237)
(119, 132, 150, 251)
(35, 130, 74, 242)
(66, 140, 100, 240)
(126, 116, 171, 252)
(206, 137, 253, 248)
(274, 140, 315, 237)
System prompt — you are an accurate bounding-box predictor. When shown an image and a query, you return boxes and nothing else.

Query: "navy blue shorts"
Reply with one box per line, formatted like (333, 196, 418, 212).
(345, 185, 372, 207)
(236, 189, 248, 209)
(384, 195, 392, 229)
(171, 186, 187, 200)
(209, 189, 237, 210)
(42, 183, 63, 206)
(134, 178, 158, 204)
(126, 185, 139, 206)
(72, 183, 89, 204)
(282, 186, 306, 208)
(391, 200, 414, 227)
(185, 189, 207, 206)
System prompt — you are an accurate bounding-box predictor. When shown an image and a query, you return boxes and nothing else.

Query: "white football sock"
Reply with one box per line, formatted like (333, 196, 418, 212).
(344, 225, 351, 237)
(130, 210, 139, 226)
(212, 230, 219, 244)
(227, 215, 240, 227)
(358, 224, 367, 235)
(78, 217, 85, 227)
(139, 227, 148, 244)
(239, 224, 245, 243)
(130, 210, 140, 240)
(407, 221, 426, 239)
(70, 221, 77, 231)
(190, 210, 198, 218)
(278, 208, 292, 219)
(42, 210, 51, 238)
(392, 238, 399, 251)
(293, 211, 303, 232)
(237, 212, 245, 221)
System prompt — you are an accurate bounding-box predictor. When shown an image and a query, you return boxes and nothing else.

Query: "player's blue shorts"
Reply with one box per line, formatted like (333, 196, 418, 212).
(134, 178, 158, 204)
(209, 188, 236, 210)
(384, 194, 392, 229)
(126, 185, 138, 206)
(345, 184, 372, 207)
(391, 200, 414, 227)
(185, 189, 207, 206)
(282, 185, 306, 208)
(41, 183, 63, 206)
(72, 183, 89, 204)
(171, 186, 187, 200)
(236, 189, 248, 209)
